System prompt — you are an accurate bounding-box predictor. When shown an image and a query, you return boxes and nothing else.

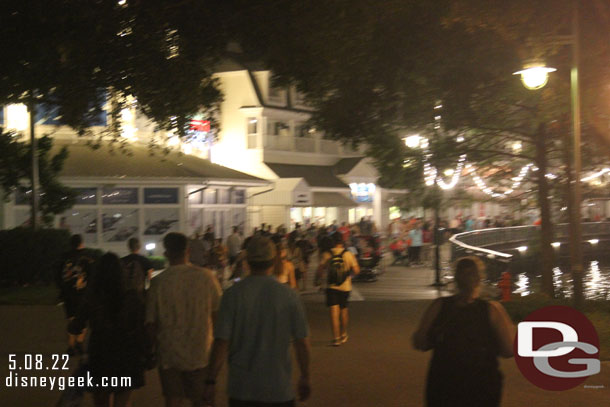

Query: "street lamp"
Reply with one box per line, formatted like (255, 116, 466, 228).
(513, 0, 584, 308)
(513, 64, 557, 90)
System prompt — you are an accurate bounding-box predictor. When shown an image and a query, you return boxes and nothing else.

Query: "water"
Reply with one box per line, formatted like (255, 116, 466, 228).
(511, 260, 610, 300)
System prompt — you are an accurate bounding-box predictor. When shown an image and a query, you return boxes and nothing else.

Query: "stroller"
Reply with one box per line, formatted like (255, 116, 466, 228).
(351, 235, 381, 283)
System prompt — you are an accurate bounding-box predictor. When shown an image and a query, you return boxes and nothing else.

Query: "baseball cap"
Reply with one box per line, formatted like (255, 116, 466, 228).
(247, 236, 276, 263)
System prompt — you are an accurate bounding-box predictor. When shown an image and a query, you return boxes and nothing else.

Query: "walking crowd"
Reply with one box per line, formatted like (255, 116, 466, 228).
(55, 216, 516, 407)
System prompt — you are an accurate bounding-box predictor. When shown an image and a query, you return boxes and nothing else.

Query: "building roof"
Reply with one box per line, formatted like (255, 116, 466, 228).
(333, 157, 365, 175)
(312, 192, 356, 207)
(54, 141, 267, 185)
(265, 162, 349, 188)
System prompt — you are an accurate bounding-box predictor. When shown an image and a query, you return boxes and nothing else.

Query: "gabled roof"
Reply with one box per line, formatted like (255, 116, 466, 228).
(333, 157, 365, 175)
(54, 141, 267, 184)
(265, 162, 349, 188)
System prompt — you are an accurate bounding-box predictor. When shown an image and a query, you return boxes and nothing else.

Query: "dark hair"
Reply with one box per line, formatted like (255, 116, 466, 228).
(331, 231, 344, 246)
(454, 257, 485, 295)
(288, 231, 298, 249)
(91, 252, 124, 317)
(69, 234, 83, 250)
(164, 232, 188, 260)
(127, 237, 140, 252)
(273, 243, 284, 277)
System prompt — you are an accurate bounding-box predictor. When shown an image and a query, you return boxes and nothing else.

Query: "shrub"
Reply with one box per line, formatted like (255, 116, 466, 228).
(0, 227, 71, 286)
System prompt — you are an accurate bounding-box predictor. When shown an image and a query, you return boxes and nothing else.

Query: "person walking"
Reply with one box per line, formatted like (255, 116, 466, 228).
(286, 231, 306, 290)
(204, 235, 311, 407)
(226, 226, 243, 266)
(316, 232, 360, 346)
(57, 234, 95, 356)
(146, 233, 222, 407)
(121, 237, 154, 302)
(273, 243, 297, 289)
(412, 256, 514, 407)
(408, 222, 423, 265)
(69, 253, 146, 407)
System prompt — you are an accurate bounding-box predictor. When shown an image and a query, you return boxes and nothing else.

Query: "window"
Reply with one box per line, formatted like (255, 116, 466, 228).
(102, 188, 138, 205)
(268, 86, 286, 104)
(102, 209, 139, 242)
(295, 123, 313, 138)
(247, 118, 258, 149)
(73, 188, 98, 205)
(233, 189, 245, 204)
(203, 189, 217, 204)
(144, 188, 178, 204)
(267, 120, 290, 137)
(217, 189, 231, 204)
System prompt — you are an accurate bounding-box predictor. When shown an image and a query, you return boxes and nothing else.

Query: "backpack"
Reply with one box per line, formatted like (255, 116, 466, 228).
(121, 257, 146, 296)
(327, 250, 350, 286)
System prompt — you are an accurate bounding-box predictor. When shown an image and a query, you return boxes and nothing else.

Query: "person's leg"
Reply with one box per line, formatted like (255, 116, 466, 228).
(93, 391, 111, 407)
(159, 368, 186, 407)
(329, 305, 341, 343)
(112, 390, 132, 407)
(340, 307, 349, 339)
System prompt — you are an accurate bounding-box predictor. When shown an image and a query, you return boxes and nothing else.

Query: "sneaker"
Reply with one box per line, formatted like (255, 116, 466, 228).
(331, 338, 341, 347)
(66, 346, 75, 357)
(340, 334, 349, 344)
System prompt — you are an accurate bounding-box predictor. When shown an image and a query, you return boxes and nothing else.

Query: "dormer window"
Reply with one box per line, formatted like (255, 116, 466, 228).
(268, 86, 286, 105)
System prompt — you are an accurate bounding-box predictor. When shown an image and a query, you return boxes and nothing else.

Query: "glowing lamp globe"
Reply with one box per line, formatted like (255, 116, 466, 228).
(513, 65, 556, 90)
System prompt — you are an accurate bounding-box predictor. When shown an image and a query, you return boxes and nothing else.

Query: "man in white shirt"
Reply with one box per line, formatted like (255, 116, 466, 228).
(146, 232, 222, 407)
(226, 226, 243, 266)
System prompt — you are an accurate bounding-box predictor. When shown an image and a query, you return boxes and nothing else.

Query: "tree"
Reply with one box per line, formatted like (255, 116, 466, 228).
(0, 0, 228, 228)
(0, 131, 76, 226)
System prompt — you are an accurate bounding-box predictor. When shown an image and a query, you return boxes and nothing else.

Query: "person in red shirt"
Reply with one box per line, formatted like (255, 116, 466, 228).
(337, 222, 351, 243)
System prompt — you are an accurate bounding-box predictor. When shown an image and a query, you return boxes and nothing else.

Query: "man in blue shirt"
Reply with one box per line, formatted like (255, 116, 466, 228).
(204, 236, 311, 406)
(409, 222, 424, 265)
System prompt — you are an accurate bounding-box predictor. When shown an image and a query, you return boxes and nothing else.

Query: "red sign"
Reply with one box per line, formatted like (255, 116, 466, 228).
(189, 119, 210, 132)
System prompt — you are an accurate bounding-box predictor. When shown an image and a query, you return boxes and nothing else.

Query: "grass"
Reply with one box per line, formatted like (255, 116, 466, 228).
(0, 285, 60, 305)
(503, 294, 610, 360)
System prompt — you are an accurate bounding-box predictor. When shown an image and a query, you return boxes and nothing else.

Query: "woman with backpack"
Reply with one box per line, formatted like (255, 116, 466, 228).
(315, 232, 360, 347)
(412, 256, 514, 407)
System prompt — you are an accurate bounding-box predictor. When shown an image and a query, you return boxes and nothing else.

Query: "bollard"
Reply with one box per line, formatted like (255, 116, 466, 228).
(498, 271, 512, 302)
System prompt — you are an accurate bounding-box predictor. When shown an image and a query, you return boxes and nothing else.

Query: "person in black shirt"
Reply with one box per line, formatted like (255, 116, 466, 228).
(57, 234, 94, 356)
(121, 238, 154, 302)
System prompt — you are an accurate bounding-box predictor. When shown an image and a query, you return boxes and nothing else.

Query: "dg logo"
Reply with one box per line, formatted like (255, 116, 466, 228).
(515, 305, 601, 391)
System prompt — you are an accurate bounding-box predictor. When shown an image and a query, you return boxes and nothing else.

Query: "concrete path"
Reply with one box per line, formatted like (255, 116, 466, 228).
(1, 259, 609, 406)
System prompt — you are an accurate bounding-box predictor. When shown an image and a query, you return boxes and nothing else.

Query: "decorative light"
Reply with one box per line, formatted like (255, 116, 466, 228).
(552, 242, 561, 248)
(444, 169, 454, 176)
(581, 168, 610, 182)
(513, 65, 556, 90)
(456, 136, 464, 143)
(182, 144, 193, 155)
(434, 104, 442, 109)
(517, 246, 528, 253)
(404, 135, 421, 148)
(145, 243, 156, 251)
(588, 239, 599, 245)
(6, 104, 29, 131)
(512, 141, 522, 152)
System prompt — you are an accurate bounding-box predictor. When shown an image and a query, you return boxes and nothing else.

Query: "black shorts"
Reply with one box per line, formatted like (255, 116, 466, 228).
(326, 288, 350, 308)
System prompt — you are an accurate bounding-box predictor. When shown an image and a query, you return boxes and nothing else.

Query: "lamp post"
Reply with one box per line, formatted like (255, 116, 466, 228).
(513, 0, 583, 309)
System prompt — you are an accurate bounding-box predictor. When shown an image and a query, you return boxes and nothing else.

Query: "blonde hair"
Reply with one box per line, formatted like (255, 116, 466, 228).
(454, 256, 485, 295)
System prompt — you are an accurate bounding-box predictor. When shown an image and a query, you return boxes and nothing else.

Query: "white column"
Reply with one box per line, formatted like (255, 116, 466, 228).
(373, 187, 383, 231)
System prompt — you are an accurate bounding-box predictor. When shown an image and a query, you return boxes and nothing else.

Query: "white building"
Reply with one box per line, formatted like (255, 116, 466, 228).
(209, 59, 406, 232)
(0, 103, 268, 256)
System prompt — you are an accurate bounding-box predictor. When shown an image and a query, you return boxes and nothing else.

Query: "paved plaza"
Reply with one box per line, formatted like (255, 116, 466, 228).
(1, 263, 609, 406)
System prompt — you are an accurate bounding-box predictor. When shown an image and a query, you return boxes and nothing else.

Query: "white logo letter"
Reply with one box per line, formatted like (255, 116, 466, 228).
(518, 322, 577, 357)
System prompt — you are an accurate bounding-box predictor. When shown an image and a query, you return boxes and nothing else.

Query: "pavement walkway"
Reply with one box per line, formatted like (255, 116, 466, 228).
(1, 261, 609, 406)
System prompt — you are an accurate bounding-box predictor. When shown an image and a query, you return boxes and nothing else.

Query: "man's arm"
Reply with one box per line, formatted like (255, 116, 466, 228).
(203, 338, 229, 406)
(293, 338, 311, 401)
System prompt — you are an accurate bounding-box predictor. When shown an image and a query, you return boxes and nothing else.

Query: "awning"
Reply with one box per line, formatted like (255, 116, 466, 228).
(313, 192, 356, 207)
(53, 141, 267, 185)
(249, 178, 312, 206)
(265, 162, 349, 188)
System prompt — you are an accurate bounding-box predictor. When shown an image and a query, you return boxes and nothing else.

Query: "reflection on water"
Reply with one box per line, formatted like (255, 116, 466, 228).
(511, 261, 610, 300)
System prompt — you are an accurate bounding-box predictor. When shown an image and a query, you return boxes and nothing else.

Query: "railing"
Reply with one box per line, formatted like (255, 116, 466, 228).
(450, 222, 610, 261)
(265, 134, 292, 151)
(320, 139, 339, 154)
(295, 137, 315, 153)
